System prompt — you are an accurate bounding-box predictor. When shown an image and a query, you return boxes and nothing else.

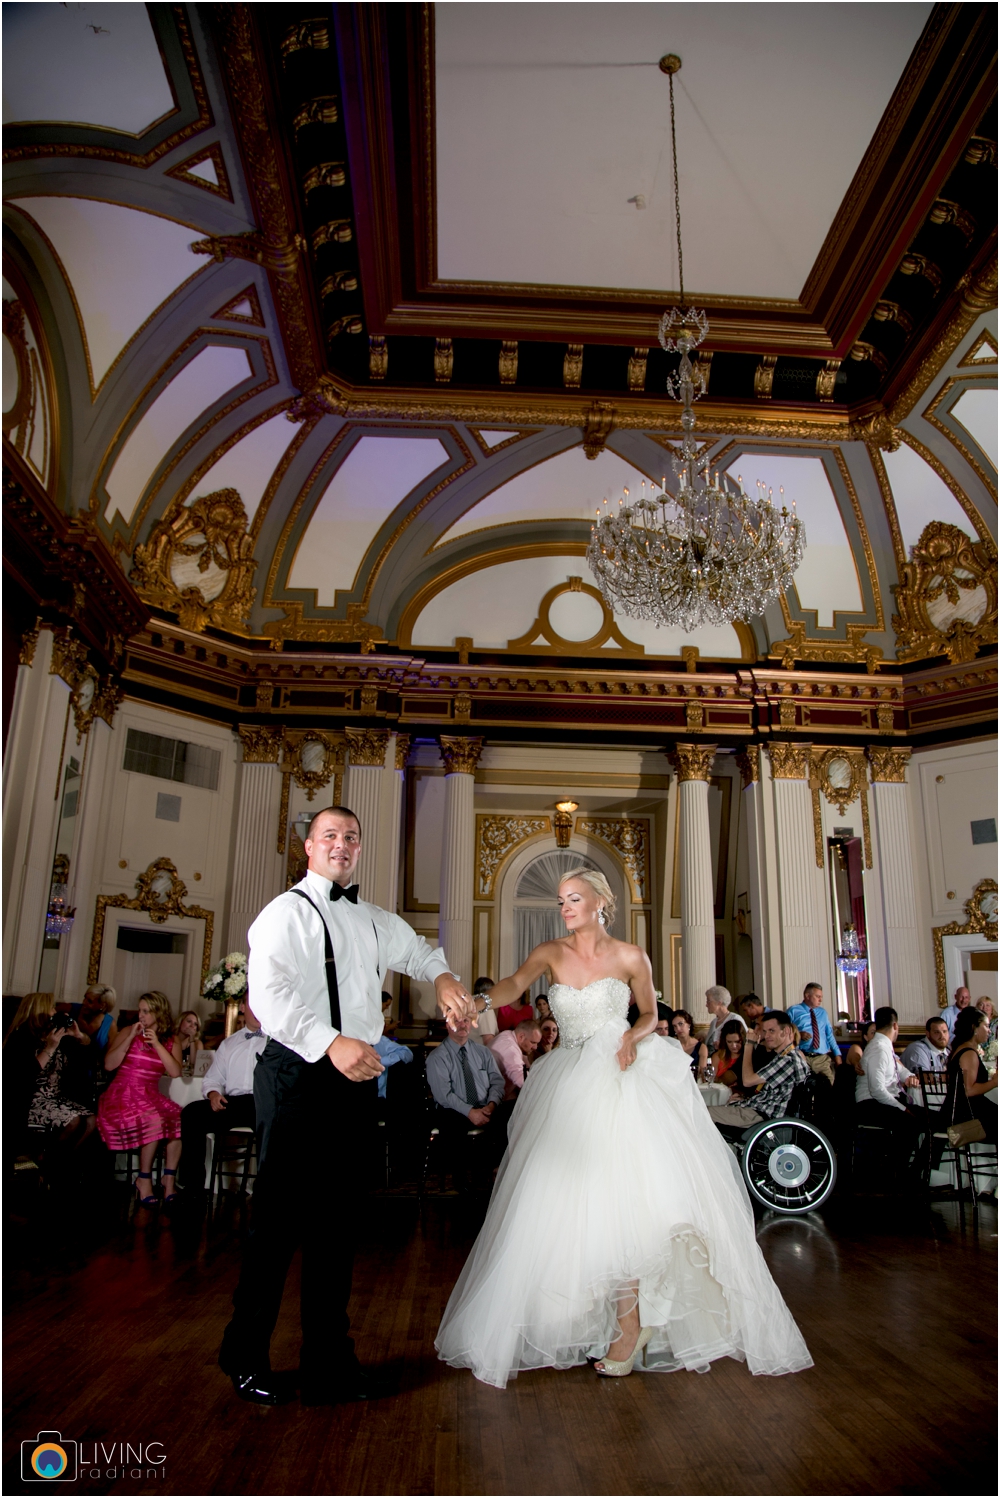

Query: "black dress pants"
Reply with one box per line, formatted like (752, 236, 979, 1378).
(178, 1094, 256, 1190)
(220, 1039, 377, 1379)
(856, 1098, 933, 1174)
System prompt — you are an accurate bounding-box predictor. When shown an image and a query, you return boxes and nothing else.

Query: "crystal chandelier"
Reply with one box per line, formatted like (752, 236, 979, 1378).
(587, 55, 805, 632)
(45, 885, 76, 939)
(835, 923, 868, 978)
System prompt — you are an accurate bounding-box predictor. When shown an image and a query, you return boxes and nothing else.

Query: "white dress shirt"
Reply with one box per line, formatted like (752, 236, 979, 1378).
(247, 870, 455, 1064)
(201, 1026, 268, 1099)
(856, 1031, 913, 1111)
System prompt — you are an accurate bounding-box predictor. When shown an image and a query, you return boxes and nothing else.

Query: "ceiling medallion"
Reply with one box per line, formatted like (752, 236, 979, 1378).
(587, 55, 805, 633)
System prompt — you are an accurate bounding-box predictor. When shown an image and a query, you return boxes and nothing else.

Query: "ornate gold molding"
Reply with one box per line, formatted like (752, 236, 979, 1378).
(811, 746, 868, 814)
(766, 742, 811, 779)
(668, 744, 717, 782)
(575, 817, 650, 902)
(768, 620, 885, 674)
(932, 879, 998, 1005)
(288, 729, 346, 795)
(891, 521, 998, 665)
(263, 601, 385, 651)
(130, 489, 258, 634)
(735, 745, 759, 787)
(507, 576, 643, 656)
(238, 725, 284, 763)
(922, 375, 999, 503)
(48, 627, 121, 736)
(394, 733, 412, 771)
(345, 727, 390, 768)
(867, 746, 912, 782)
(582, 401, 615, 459)
(898, 431, 989, 543)
(475, 815, 551, 899)
(439, 735, 483, 776)
(89, 858, 214, 983)
(890, 255, 998, 424)
(18, 617, 41, 667)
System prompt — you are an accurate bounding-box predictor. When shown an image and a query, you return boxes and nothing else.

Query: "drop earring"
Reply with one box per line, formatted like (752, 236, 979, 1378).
(598, 908, 606, 927)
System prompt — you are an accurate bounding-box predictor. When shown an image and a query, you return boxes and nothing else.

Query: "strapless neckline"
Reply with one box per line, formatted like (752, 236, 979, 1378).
(546, 978, 631, 1050)
(549, 977, 631, 997)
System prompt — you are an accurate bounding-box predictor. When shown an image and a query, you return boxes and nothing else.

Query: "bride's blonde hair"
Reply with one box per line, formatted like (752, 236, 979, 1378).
(558, 866, 616, 926)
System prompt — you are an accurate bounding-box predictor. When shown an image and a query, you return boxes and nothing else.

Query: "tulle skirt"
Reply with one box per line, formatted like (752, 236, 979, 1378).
(435, 1023, 813, 1389)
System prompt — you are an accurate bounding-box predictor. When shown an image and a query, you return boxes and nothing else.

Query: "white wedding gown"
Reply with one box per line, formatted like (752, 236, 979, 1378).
(435, 978, 813, 1389)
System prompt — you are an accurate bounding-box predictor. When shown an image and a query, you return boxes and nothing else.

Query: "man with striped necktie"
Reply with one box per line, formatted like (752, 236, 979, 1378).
(426, 1014, 509, 1175)
(787, 983, 842, 1085)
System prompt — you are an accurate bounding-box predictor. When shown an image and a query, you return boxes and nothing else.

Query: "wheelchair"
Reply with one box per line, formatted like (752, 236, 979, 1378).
(714, 1078, 838, 1215)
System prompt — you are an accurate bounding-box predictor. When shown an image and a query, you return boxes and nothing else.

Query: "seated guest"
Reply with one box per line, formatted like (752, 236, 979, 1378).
(944, 1007, 998, 1143)
(535, 994, 553, 1023)
(169, 1010, 204, 1074)
(901, 1016, 950, 1076)
(706, 1011, 811, 1128)
(76, 984, 118, 1054)
(670, 1010, 709, 1080)
(653, 1000, 675, 1037)
(978, 998, 997, 1070)
(711, 1019, 747, 1089)
(380, 991, 398, 1037)
(495, 990, 534, 1033)
(535, 1018, 559, 1055)
(787, 983, 842, 1084)
(856, 1006, 932, 1175)
(426, 1014, 508, 1169)
(470, 976, 499, 1045)
(738, 994, 766, 1037)
(3, 992, 96, 1162)
(178, 1001, 267, 1193)
(940, 985, 972, 1040)
(98, 991, 182, 1206)
(374, 1030, 413, 1098)
(845, 1022, 876, 1075)
(704, 986, 741, 1051)
(490, 1020, 542, 1100)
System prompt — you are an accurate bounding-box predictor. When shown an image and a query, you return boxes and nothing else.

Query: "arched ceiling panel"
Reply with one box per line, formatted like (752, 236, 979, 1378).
(435, 445, 652, 547)
(881, 442, 977, 553)
(104, 345, 253, 525)
(3, 4, 175, 134)
(187, 411, 299, 527)
(288, 435, 449, 604)
(723, 453, 862, 626)
(9, 197, 205, 389)
(950, 388, 998, 472)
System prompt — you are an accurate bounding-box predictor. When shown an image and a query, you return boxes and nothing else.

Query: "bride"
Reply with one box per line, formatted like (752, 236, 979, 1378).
(435, 867, 812, 1389)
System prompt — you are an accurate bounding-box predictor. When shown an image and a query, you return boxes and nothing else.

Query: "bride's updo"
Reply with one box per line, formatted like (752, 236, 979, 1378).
(558, 866, 617, 926)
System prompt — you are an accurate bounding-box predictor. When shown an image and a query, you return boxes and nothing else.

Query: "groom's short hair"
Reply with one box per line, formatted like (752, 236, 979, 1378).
(305, 806, 362, 842)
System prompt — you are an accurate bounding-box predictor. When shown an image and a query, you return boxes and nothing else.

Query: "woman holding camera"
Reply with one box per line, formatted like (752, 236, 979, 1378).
(2, 992, 96, 1158)
(97, 991, 183, 1205)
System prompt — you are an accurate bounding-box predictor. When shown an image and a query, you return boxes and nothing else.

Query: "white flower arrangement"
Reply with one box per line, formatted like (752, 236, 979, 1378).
(202, 951, 248, 1004)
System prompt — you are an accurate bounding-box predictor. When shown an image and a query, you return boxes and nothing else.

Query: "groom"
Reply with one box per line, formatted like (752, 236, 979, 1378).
(219, 805, 475, 1405)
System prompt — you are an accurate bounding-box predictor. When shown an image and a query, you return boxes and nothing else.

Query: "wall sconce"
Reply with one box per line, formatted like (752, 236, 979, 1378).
(554, 800, 579, 849)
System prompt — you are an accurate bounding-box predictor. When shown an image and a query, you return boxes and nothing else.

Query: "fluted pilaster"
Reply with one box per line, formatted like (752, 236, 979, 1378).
(344, 729, 391, 906)
(736, 745, 776, 1004)
(670, 744, 717, 1006)
(227, 733, 285, 953)
(767, 742, 828, 1004)
(438, 736, 483, 984)
(867, 747, 924, 1021)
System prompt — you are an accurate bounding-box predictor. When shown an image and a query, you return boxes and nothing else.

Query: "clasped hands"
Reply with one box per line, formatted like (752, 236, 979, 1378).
(325, 974, 478, 1082)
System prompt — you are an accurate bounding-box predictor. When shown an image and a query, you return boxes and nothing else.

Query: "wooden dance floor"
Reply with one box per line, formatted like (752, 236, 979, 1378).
(4, 1191, 996, 1496)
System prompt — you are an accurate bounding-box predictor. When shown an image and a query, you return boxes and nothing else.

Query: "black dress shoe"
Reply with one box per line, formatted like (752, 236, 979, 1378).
(300, 1368, 391, 1406)
(228, 1371, 297, 1406)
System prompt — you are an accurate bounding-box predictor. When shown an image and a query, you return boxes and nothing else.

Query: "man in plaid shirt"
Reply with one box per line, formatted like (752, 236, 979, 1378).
(706, 1011, 811, 1129)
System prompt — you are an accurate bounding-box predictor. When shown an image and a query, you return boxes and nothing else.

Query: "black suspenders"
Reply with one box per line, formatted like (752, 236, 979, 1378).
(289, 888, 342, 1032)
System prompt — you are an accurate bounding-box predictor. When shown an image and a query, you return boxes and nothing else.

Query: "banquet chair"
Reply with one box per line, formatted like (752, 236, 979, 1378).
(208, 1125, 256, 1199)
(920, 1070, 998, 1223)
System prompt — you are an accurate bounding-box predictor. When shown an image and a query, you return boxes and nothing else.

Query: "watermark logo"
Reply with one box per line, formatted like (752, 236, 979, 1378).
(22, 1433, 78, 1483)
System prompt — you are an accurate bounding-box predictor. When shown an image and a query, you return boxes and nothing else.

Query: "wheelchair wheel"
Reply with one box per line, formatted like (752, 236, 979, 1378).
(740, 1117, 837, 1215)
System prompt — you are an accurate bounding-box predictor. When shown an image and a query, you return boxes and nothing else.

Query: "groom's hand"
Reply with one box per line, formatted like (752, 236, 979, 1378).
(326, 1035, 384, 1082)
(435, 974, 477, 1031)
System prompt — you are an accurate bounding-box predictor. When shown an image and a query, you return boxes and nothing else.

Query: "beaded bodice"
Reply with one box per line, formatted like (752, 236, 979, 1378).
(547, 978, 631, 1050)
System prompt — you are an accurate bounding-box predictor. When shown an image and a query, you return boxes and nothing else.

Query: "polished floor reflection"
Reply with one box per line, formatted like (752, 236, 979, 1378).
(4, 1189, 996, 1496)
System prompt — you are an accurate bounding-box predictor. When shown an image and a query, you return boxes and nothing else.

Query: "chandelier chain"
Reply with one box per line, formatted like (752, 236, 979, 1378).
(667, 72, 685, 308)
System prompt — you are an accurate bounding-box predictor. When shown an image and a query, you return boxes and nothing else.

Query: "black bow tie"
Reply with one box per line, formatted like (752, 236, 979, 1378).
(330, 883, 359, 904)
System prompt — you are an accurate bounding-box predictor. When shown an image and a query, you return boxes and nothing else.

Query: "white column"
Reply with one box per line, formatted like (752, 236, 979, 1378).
(344, 729, 391, 906)
(867, 747, 926, 1024)
(378, 733, 409, 917)
(671, 744, 717, 1008)
(736, 745, 778, 1006)
(767, 742, 830, 1006)
(438, 735, 482, 985)
(2, 628, 74, 994)
(226, 728, 285, 955)
(55, 715, 114, 1002)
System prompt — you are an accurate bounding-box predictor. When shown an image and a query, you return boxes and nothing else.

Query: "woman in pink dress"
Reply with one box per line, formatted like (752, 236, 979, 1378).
(98, 990, 183, 1205)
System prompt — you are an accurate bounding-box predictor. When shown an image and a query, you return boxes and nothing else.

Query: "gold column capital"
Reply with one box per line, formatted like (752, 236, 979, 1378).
(668, 743, 718, 782)
(439, 735, 484, 776)
(345, 727, 391, 767)
(735, 745, 760, 787)
(393, 733, 412, 771)
(238, 725, 284, 763)
(766, 742, 812, 779)
(867, 745, 912, 783)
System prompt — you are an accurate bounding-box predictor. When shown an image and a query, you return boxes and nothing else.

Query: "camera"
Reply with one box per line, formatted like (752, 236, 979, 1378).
(21, 1431, 78, 1483)
(39, 1013, 72, 1035)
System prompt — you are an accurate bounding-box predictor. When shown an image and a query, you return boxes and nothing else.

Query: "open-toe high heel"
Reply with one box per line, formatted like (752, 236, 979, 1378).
(134, 1172, 159, 1207)
(161, 1168, 179, 1204)
(595, 1325, 652, 1377)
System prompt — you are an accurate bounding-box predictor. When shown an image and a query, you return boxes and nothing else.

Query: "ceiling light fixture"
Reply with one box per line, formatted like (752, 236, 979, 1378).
(587, 55, 805, 633)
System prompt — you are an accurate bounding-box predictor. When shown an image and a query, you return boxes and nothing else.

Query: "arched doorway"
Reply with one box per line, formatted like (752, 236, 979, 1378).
(498, 841, 626, 999)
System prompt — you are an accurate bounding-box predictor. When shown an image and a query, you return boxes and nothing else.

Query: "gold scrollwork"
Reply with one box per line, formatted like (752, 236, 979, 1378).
(768, 620, 884, 674)
(766, 743, 811, 779)
(811, 746, 868, 815)
(669, 744, 717, 782)
(49, 627, 120, 736)
(394, 733, 412, 771)
(867, 746, 912, 783)
(263, 600, 385, 651)
(345, 727, 390, 768)
(288, 730, 345, 797)
(130, 488, 258, 634)
(735, 746, 760, 787)
(932, 879, 998, 1006)
(88, 858, 214, 983)
(891, 521, 998, 665)
(439, 736, 483, 776)
(507, 576, 643, 656)
(476, 815, 551, 899)
(575, 817, 649, 903)
(238, 725, 284, 763)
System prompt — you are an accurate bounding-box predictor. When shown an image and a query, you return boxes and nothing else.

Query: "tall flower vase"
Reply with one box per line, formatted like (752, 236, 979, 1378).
(224, 999, 241, 1038)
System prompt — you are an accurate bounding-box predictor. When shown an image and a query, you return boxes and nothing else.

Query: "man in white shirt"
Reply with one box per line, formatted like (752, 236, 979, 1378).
(178, 1001, 266, 1193)
(219, 804, 474, 1407)
(856, 1006, 932, 1177)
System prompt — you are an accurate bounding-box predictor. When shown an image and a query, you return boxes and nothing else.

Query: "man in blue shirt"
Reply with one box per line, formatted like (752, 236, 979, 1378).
(787, 983, 842, 1085)
(901, 1015, 950, 1076)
